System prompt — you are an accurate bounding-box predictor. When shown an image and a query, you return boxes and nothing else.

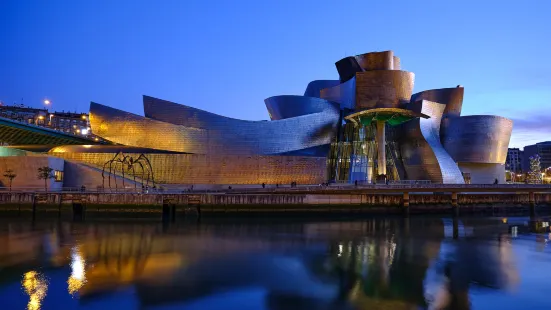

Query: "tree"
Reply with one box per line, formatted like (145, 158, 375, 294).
(3, 169, 16, 191)
(37, 166, 55, 191)
(527, 155, 542, 184)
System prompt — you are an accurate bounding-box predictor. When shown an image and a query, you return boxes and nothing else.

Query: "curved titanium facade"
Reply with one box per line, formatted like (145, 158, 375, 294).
(143, 95, 243, 129)
(355, 71, 415, 110)
(355, 51, 396, 71)
(401, 100, 465, 184)
(442, 115, 513, 164)
(319, 77, 356, 110)
(92, 99, 340, 156)
(49, 145, 184, 154)
(410, 87, 464, 118)
(411, 87, 465, 142)
(303, 80, 340, 98)
(335, 57, 363, 83)
(264, 95, 336, 120)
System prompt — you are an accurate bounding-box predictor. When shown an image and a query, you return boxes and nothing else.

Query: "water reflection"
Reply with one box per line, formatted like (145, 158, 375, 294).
(0, 216, 548, 309)
(22, 271, 48, 310)
(68, 246, 86, 295)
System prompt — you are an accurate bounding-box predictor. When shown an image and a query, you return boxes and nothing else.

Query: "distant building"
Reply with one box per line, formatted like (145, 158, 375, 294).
(523, 141, 551, 172)
(506, 148, 523, 173)
(0, 104, 100, 141)
(49, 111, 90, 136)
(0, 104, 48, 125)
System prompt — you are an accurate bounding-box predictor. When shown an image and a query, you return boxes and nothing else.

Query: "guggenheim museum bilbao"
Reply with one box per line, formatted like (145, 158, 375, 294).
(0, 50, 513, 190)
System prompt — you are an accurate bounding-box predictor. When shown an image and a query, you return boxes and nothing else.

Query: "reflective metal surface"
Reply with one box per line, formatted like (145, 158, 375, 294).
(319, 77, 356, 110)
(264, 95, 336, 120)
(92, 99, 339, 156)
(355, 71, 415, 110)
(443, 115, 513, 164)
(303, 80, 340, 98)
(74, 50, 515, 185)
(52, 152, 328, 184)
(401, 100, 465, 184)
(355, 51, 396, 71)
(411, 87, 465, 142)
(335, 56, 363, 83)
(411, 87, 464, 118)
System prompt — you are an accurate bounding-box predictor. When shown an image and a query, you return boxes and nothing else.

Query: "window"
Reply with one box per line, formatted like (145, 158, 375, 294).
(54, 170, 64, 182)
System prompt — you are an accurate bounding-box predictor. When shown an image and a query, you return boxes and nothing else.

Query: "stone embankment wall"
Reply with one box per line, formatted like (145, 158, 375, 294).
(0, 192, 550, 209)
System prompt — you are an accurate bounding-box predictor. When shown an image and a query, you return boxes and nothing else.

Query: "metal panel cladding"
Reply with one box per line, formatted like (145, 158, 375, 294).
(92, 97, 340, 156)
(355, 51, 396, 71)
(410, 87, 464, 118)
(264, 95, 336, 120)
(355, 71, 415, 110)
(335, 56, 363, 83)
(411, 86, 465, 143)
(319, 77, 356, 110)
(443, 115, 513, 164)
(303, 80, 340, 98)
(401, 100, 465, 184)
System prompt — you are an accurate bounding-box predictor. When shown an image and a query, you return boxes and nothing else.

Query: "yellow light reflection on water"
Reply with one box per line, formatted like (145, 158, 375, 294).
(67, 246, 86, 295)
(22, 271, 48, 310)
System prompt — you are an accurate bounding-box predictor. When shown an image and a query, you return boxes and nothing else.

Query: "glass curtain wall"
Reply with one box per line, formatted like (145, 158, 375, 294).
(328, 123, 402, 183)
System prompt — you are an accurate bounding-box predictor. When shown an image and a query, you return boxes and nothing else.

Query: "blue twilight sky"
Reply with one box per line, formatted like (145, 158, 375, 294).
(1, 0, 550, 148)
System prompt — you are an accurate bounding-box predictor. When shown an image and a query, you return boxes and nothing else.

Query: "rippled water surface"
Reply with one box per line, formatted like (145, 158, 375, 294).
(0, 216, 550, 309)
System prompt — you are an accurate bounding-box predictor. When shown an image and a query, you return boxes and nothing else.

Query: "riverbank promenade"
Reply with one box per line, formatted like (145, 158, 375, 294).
(0, 184, 551, 218)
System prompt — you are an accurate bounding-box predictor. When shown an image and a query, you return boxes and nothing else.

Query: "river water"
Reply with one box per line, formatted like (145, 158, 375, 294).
(0, 216, 549, 309)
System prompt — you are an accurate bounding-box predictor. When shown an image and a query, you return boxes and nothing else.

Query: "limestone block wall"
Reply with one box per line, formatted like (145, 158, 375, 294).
(0, 156, 64, 190)
(458, 163, 506, 184)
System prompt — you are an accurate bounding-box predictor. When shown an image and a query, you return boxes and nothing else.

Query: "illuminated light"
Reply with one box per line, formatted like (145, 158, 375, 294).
(43, 99, 50, 105)
(81, 129, 88, 135)
(50, 114, 54, 117)
(76, 129, 80, 133)
(67, 246, 86, 295)
(94, 137, 99, 141)
(82, 145, 92, 148)
(502, 218, 508, 224)
(81, 115, 87, 120)
(37, 116, 44, 120)
(22, 271, 48, 310)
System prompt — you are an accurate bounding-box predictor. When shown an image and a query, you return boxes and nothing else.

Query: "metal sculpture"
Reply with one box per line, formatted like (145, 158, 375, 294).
(101, 152, 155, 189)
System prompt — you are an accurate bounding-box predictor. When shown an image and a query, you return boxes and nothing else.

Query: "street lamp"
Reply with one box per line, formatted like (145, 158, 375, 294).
(43, 99, 51, 105)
